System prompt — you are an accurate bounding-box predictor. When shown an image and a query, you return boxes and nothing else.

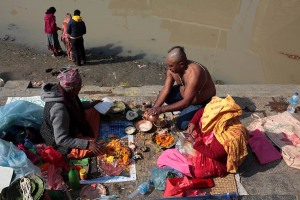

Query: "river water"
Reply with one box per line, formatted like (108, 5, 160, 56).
(0, 0, 300, 84)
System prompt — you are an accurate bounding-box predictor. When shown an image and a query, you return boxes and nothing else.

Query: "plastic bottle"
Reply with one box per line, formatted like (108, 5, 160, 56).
(79, 168, 87, 180)
(128, 180, 152, 198)
(287, 92, 299, 113)
(23, 138, 34, 149)
(68, 167, 80, 190)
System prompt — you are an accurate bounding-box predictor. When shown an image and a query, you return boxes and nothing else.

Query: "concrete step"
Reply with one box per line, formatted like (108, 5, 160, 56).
(1, 81, 300, 107)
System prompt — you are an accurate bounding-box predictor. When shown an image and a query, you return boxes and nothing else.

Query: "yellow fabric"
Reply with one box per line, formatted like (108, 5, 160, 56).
(72, 16, 82, 22)
(201, 95, 248, 173)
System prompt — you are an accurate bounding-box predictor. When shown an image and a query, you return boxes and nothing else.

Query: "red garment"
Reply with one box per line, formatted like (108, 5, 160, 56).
(44, 13, 58, 34)
(190, 108, 228, 178)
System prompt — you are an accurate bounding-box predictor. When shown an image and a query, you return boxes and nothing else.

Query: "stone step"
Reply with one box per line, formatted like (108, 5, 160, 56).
(3, 80, 32, 91)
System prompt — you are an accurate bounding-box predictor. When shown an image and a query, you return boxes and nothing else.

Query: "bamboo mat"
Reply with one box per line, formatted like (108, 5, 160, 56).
(202, 173, 237, 194)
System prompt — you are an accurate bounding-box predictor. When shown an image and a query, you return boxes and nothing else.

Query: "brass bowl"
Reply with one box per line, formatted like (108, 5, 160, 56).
(135, 120, 153, 132)
(143, 113, 159, 122)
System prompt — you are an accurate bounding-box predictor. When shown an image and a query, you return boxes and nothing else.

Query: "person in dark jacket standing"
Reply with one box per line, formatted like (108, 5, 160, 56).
(67, 9, 86, 66)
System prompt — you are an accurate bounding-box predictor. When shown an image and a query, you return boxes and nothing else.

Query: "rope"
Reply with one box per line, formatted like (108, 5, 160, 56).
(20, 177, 33, 200)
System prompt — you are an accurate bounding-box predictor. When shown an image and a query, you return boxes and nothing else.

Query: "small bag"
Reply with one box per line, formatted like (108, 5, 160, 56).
(163, 176, 214, 197)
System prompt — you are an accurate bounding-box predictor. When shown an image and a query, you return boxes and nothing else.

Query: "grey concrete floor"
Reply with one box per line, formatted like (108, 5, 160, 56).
(1, 82, 300, 199)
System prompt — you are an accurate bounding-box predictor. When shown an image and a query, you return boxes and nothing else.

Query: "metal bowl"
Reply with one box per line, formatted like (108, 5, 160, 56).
(153, 119, 168, 128)
(124, 126, 136, 135)
(135, 120, 153, 132)
(152, 129, 178, 149)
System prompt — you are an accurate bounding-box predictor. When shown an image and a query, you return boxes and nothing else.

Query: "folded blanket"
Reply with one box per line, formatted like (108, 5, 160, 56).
(248, 129, 281, 164)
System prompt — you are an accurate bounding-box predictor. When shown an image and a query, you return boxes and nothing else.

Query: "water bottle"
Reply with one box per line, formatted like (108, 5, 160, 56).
(287, 92, 299, 113)
(128, 180, 152, 198)
(68, 167, 80, 190)
(23, 138, 34, 149)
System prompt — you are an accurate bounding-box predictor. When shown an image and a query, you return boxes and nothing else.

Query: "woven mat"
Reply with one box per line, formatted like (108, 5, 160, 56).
(203, 174, 237, 194)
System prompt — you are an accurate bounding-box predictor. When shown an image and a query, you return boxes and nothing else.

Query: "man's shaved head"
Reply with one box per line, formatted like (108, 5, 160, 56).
(167, 46, 187, 63)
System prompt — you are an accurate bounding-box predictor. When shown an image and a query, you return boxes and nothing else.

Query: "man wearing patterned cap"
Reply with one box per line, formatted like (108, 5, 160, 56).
(40, 67, 102, 157)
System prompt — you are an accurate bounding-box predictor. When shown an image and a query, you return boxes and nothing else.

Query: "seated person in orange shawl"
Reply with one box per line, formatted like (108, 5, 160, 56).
(40, 68, 102, 158)
(187, 108, 228, 178)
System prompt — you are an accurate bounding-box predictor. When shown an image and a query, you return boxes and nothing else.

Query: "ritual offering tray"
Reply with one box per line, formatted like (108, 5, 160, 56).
(152, 129, 178, 149)
(135, 120, 153, 132)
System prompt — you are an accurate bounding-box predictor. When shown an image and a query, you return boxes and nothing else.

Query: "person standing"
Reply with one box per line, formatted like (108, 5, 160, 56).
(67, 9, 86, 66)
(44, 7, 62, 56)
(61, 13, 74, 61)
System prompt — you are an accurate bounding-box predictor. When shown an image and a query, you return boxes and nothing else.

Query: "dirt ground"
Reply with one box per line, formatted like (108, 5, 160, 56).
(0, 40, 166, 87)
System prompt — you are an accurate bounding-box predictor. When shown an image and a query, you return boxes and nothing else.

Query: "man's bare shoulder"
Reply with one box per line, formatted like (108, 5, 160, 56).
(186, 62, 202, 77)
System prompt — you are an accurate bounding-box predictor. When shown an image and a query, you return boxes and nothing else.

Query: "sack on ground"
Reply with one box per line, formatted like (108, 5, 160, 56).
(247, 111, 300, 169)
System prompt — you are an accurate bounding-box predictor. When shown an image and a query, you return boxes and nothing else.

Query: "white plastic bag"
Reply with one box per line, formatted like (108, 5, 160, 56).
(0, 138, 41, 182)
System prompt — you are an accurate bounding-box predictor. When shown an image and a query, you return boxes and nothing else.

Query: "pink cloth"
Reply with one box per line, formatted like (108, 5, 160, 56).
(157, 148, 194, 177)
(248, 129, 282, 164)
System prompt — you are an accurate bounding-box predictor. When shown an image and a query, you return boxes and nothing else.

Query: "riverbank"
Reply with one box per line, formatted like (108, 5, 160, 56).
(0, 40, 166, 87)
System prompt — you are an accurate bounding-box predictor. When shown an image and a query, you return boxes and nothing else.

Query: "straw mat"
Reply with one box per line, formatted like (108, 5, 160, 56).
(203, 173, 237, 194)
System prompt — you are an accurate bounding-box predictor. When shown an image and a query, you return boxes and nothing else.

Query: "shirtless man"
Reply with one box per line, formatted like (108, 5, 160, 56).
(147, 46, 216, 130)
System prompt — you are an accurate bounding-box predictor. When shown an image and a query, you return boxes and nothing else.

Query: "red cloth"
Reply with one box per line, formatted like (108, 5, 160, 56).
(248, 129, 281, 164)
(17, 144, 40, 164)
(41, 146, 69, 170)
(190, 108, 228, 178)
(44, 13, 57, 34)
(163, 176, 214, 197)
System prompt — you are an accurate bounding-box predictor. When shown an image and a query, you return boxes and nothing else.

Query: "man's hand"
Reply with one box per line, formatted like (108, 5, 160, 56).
(146, 106, 164, 115)
(87, 141, 103, 155)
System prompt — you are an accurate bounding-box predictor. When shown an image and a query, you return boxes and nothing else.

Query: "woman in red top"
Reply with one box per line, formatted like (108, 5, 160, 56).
(44, 7, 62, 56)
(188, 108, 228, 178)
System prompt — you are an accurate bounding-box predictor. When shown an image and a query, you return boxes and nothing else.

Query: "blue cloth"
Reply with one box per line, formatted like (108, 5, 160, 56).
(67, 19, 86, 38)
(98, 121, 132, 142)
(166, 85, 207, 130)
